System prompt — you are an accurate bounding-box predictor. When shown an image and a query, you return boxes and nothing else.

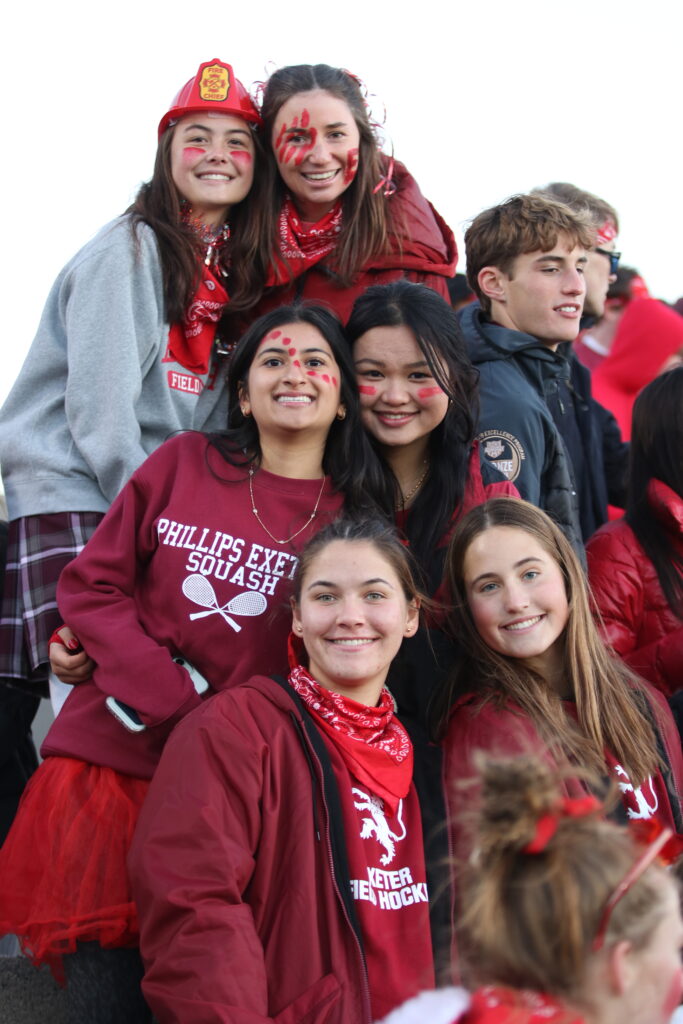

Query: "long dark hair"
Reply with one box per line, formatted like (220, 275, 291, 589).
(258, 64, 393, 285)
(128, 124, 265, 319)
(626, 367, 683, 616)
(435, 499, 660, 786)
(209, 304, 386, 517)
(346, 280, 479, 568)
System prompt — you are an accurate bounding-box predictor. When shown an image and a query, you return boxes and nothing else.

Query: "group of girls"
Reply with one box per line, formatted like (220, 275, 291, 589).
(0, 54, 455, 710)
(0, 53, 682, 1024)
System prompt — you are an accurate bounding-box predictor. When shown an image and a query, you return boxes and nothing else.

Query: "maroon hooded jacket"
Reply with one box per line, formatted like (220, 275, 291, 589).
(129, 675, 375, 1024)
(256, 161, 457, 325)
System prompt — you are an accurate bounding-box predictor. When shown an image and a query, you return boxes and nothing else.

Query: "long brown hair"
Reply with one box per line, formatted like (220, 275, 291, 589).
(460, 754, 674, 999)
(436, 498, 661, 785)
(257, 64, 395, 286)
(128, 124, 266, 320)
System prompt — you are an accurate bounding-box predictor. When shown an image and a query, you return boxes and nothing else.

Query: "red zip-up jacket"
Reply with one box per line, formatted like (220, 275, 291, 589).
(129, 674, 376, 1024)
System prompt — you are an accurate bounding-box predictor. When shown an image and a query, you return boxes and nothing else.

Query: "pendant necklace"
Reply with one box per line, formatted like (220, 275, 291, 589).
(395, 460, 429, 512)
(249, 468, 327, 545)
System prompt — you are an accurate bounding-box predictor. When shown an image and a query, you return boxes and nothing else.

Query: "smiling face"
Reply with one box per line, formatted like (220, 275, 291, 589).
(463, 525, 569, 678)
(478, 234, 588, 349)
(272, 89, 361, 222)
(170, 113, 255, 228)
(240, 322, 344, 446)
(292, 539, 419, 705)
(353, 325, 449, 459)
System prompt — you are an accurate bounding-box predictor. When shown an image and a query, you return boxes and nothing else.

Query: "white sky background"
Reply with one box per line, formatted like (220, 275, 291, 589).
(1, 0, 681, 411)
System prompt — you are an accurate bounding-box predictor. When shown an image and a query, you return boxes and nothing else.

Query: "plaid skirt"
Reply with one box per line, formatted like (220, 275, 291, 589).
(0, 512, 103, 693)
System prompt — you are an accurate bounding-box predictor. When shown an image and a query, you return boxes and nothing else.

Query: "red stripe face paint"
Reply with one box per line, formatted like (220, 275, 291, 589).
(343, 148, 359, 185)
(358, 385, 377, 395)
(183, 147, 206, 161)
(417, 386, 444, 399)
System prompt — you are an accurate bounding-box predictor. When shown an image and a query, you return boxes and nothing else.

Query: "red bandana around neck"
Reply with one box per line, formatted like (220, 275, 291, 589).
(267, 196, 343, 286)
(288, 662, 412, 815)
(166, 265, 229, 375)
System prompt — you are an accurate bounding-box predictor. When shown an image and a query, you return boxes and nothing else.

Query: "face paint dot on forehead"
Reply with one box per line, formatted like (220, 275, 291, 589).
(417, 386, 445, 399)
(358, 385, 377, 395)
(268, 330, 282, 341)
(288, 348, 297, 356)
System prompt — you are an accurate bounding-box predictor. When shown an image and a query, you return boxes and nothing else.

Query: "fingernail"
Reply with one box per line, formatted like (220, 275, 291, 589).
(67, 638, 80, 650)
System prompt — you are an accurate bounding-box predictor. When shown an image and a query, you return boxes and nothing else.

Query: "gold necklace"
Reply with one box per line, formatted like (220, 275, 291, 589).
(395, 460, 429, 511)
(249, 468, 327, 544)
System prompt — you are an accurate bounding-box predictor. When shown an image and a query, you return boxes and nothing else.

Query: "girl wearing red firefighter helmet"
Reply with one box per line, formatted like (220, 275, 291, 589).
(129, 518, 435, 1024)
(0, 57, 261, 714)
(254, 63, 457, 324)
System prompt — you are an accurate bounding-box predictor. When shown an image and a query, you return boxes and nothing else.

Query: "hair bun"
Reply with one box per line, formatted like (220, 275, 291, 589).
(473, 752, 562, 859)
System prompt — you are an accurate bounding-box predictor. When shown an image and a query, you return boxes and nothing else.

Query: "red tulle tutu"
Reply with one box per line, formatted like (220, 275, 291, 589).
(0, 755, 148, 981)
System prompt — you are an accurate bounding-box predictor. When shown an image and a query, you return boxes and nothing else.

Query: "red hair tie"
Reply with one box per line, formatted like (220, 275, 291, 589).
(524, 795, 601, 854)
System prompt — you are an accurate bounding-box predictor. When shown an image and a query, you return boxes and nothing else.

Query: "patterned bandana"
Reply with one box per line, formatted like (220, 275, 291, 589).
(288, 662, 412, 815)
(267, 196, 343, 286)
(166, 265, 228, 374)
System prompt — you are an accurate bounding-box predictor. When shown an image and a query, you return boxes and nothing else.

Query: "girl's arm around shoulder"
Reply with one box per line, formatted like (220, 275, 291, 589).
(56, 435, 207, 727)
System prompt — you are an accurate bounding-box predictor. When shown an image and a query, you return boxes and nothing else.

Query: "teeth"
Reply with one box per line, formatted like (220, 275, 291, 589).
(557, 306, 578, 312)
(304, 171, 336, 181)
(504, 616, 541, 631)
(379, 412, 413, 419)
(330, 638, 374, 646)
(276, 395, 312, 404)
(200, 174, 233, 181)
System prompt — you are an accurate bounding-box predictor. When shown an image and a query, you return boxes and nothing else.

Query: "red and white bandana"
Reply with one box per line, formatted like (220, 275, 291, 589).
(288, 663, 412, 814)
(267, 196, 343, 285)
(166, 266, 228, 375)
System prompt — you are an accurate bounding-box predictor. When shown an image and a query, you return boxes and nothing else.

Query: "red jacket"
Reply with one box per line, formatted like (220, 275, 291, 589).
(256, 161, 457, 324)
(591, 299, 683, 440)
(129, 675, 377, 1024)
(587, 480, 683, 696)
(443, 687, 683, 872)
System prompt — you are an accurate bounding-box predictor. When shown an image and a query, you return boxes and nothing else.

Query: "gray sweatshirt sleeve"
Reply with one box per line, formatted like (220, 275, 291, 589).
(61, 221, 166, 504)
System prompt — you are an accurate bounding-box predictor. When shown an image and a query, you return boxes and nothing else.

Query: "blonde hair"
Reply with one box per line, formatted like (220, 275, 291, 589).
(460, 754, 674, 997)
(437, 499, 661, 785)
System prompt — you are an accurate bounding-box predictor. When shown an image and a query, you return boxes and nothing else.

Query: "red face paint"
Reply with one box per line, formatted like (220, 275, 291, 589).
(183, 146, 206, 161)
(322, 374, 330, 383)
(662, 968, 683, 1019)
(268, 330, 282, 341)
(417, 386, 444, 399)
(358, 385, 377, 395)
(343, 147, 359, 185)
(288, 348, 297, 356)
(293, 360, 301, 367)
(280, 336, 290, 345)
(275, 110, 318, 167)
(229, 150, 252, 166)
(332, 376, 337, 387)
(306, 370, 317, 377)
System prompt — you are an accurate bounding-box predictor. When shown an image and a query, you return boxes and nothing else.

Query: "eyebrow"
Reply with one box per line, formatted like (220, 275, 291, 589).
(181, 122, 251, 137)
(306, 577, 394, 591)
(535, 254, 589, 267)
(284, 120, 348, 133)
(470, 557, 544, 587)
(354, 357, 430, 370)
(258, 346, 330, 357)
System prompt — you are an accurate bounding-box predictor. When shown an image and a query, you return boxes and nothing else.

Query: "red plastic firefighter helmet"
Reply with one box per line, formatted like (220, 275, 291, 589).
(158, 58, 261, 138)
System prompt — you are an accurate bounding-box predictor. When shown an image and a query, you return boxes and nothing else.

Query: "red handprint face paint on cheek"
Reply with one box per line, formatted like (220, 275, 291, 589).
(343, 148, 359, 185)
(272, 91, 361, 221)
